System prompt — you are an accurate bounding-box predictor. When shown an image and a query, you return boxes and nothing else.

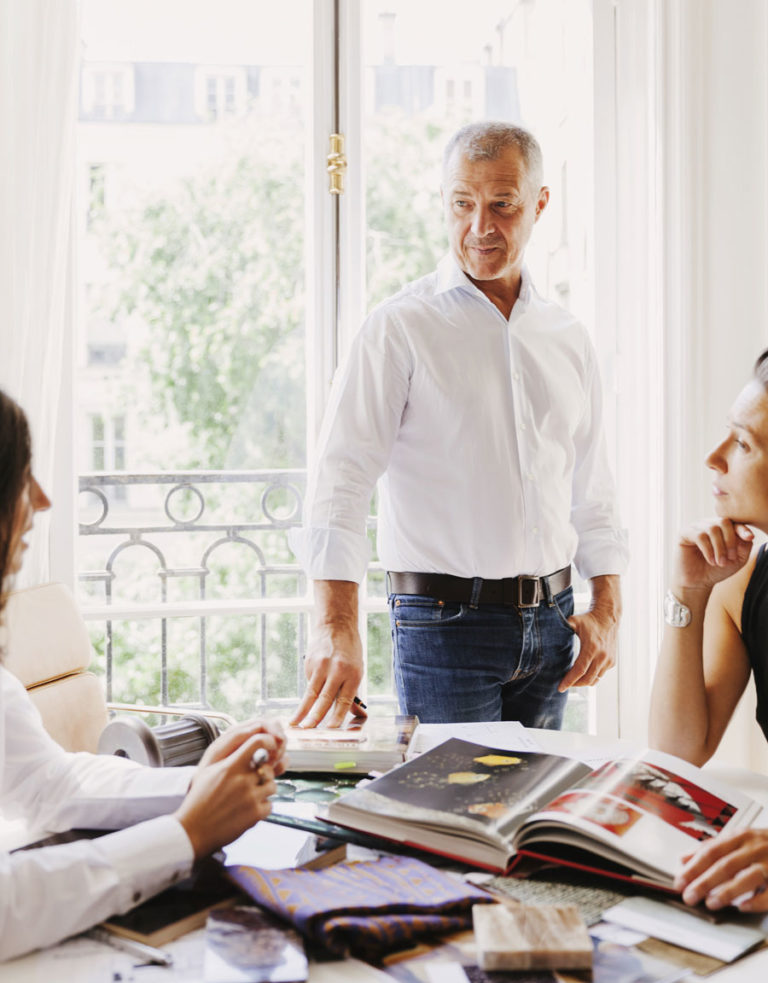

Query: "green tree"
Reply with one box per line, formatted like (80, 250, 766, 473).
(101, 139, 305, 470)
(89, 114, 454, 718)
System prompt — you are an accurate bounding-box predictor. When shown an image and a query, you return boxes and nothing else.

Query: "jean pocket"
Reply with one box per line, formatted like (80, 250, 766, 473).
(390, 595, 467, 628)
(550, 588, 577, 635)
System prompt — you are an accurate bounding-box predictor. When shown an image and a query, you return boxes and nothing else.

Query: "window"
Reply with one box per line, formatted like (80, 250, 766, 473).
(81, 65, 135, 119)
(90, 414, 127, 502)
(76, 0, 606, 731)
(87, 164, 106, 228)
(90, 414, 126, 471)
(195, 68, 247, 119)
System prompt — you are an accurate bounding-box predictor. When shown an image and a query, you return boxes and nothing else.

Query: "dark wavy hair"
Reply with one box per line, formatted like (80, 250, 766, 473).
(0, 390, 32, 618)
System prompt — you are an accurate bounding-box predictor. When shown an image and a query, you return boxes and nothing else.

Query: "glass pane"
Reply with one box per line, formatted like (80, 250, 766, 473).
(361, 0, 597, 729)
(76, 0, 311, 717)
(361, 0, 593, 321)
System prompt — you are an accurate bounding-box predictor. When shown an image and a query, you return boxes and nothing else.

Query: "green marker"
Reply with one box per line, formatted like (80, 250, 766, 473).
(334, 761, 357, 770)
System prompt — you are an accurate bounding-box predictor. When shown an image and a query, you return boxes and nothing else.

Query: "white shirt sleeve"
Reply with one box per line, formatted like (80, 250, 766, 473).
(569, 341, 629, 580)
(0, 668, 195, 961)
(0, 815, 194, 962)
(289, 308, 412, 582)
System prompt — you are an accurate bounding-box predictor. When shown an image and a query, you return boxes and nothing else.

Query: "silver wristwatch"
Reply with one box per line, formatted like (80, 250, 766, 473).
(664, 589, 691, 628)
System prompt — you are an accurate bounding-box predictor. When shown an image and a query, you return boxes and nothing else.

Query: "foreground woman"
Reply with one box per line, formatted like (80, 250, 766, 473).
(0, 389, 286, 960)
(650, 349, 768, 911)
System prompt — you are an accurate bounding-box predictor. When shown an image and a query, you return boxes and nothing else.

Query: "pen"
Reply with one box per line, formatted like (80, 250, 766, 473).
(86, 926, 174, 967)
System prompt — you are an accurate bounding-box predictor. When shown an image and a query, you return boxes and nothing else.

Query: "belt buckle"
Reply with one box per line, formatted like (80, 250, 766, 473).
(516, 576, 540, 609)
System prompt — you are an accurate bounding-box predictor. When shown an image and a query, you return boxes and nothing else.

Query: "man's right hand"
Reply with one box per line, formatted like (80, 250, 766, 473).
(289, 580, 367, 729)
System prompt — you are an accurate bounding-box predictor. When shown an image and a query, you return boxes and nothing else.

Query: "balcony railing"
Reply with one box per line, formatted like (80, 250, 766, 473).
(78, 471, 392, 719)
(77, 470, 589, 731)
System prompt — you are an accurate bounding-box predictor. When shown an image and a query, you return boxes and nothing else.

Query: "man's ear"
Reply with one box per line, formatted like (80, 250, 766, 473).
(535, 186, 550, 220)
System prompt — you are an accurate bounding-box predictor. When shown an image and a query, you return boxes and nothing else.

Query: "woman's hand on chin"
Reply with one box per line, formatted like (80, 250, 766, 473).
(672, 518, 754, 592)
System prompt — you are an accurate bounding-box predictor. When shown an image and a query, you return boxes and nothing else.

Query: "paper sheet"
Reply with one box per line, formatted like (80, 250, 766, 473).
(409, 721, 541, 756)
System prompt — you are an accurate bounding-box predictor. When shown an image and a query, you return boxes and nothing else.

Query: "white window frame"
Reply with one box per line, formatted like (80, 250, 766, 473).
(58, 0, 676, 737)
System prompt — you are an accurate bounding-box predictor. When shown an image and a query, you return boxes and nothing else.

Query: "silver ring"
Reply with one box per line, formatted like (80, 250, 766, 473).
(250, 747, 269, 772)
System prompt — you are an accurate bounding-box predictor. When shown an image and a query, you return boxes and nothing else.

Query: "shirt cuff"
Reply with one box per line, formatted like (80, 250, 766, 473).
(573, 529, 630, 581)
(96, 814, 195, 913)
(288, 525, 371, 583)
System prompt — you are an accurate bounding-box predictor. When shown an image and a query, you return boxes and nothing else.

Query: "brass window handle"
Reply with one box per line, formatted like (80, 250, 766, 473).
(327, 133, 347, 195)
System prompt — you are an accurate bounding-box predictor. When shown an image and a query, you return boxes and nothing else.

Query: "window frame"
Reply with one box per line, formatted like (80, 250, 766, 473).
(58, 0, 662, 736)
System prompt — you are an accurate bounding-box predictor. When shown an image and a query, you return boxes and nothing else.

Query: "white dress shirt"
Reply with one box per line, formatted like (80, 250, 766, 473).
(291, 256, 628, 583)
(0, 666, 195, 962)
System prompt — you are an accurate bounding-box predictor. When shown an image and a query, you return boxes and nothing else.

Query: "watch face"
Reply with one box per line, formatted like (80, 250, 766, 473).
(664, 590, 691, 627)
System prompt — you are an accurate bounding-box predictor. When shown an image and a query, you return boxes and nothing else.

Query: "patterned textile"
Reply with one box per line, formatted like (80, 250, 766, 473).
(226, 854, 493, 962)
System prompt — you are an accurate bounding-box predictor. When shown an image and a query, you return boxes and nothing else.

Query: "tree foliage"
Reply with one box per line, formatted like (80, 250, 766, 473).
(89, 113, 454, 716)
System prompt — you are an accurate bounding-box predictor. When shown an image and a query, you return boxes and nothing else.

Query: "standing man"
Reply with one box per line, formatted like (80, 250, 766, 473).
(289, 121, 628, 728)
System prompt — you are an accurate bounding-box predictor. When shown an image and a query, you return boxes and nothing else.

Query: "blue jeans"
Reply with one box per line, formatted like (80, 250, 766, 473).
(389, 586, 576, 728)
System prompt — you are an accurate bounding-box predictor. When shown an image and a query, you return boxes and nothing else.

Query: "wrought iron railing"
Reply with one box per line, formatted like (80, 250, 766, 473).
(77, 470, 392, 718)
(77, 470, 589, 731)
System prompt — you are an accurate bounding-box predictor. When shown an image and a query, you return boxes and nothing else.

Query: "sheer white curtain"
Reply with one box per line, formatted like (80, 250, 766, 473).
(0, 0, 79, 587)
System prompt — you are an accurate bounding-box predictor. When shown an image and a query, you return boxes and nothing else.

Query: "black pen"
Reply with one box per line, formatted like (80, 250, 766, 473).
(86, 926, 174, 967)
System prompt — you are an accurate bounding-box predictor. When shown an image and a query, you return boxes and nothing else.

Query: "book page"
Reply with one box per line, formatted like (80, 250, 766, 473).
(516, 747, 762, 881)
(330, 739, 591, 849)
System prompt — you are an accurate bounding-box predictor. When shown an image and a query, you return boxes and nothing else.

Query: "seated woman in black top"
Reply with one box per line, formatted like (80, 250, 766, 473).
(650, 347, 768, 913)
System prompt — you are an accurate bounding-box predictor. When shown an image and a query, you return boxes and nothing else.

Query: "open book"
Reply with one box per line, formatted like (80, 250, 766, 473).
(323, 738, 763, 890)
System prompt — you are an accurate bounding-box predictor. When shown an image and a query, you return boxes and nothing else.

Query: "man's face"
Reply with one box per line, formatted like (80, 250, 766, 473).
(706, 380, 768, 533)
(442, 145, 548, 292)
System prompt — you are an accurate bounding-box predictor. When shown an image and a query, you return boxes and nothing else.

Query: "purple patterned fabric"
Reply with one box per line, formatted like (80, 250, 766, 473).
(226, 854, 493, 961)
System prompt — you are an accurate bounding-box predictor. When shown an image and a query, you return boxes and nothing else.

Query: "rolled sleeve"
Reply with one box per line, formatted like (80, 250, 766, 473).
(288, 525, 371, 584)
(573, 526, 629, 580)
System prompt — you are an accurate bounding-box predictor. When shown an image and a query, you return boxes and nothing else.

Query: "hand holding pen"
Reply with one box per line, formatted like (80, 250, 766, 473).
(173, 720, 287, 860)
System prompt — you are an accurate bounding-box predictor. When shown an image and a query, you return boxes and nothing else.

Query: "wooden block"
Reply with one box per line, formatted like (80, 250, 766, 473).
(472, 902, 593, 971)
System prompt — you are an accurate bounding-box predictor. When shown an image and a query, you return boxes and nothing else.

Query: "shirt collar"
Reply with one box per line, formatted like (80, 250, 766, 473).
(435, 253, 535, 312)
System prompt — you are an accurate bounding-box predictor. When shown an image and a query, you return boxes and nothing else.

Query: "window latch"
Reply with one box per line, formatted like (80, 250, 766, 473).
(327, 133, 347, 195)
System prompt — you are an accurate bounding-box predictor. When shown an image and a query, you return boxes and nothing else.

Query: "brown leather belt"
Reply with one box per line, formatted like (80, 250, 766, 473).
(386, 567, 571, 609)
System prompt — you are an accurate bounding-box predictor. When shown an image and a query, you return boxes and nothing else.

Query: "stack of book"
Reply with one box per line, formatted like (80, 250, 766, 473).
(282, 715, 418, 774)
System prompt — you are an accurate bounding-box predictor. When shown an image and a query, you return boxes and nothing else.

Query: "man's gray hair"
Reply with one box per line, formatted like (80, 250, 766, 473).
(442, 121, 544, 189)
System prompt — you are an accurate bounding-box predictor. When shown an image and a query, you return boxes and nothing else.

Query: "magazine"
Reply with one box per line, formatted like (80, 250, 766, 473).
(323, 738, 763, 890)
(282, 715, 418, 773)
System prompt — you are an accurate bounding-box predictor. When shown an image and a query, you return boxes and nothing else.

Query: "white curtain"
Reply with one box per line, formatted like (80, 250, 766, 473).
(0, 0, 79, 587)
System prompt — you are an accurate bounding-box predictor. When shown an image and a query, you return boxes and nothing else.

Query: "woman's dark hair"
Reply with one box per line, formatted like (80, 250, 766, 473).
(755, 349, 768, 391)
(0, 390, 32, 617)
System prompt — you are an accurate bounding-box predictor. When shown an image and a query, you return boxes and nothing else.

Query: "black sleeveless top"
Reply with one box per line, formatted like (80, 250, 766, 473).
(740, 543, 768, 743)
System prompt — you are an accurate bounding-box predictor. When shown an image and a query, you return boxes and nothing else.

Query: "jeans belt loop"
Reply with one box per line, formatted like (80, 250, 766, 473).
(542, 574, 554, 606)
(469, 577, 483, 610)
(516, 575, 541, 609)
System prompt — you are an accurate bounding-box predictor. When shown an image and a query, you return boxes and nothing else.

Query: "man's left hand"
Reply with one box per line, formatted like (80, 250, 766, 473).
(558, 574, 621, 691)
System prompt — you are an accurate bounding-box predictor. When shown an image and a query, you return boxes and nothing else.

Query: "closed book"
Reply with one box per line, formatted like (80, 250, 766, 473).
(102, 859, 238, 947)
(282, 714, 418, 774)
